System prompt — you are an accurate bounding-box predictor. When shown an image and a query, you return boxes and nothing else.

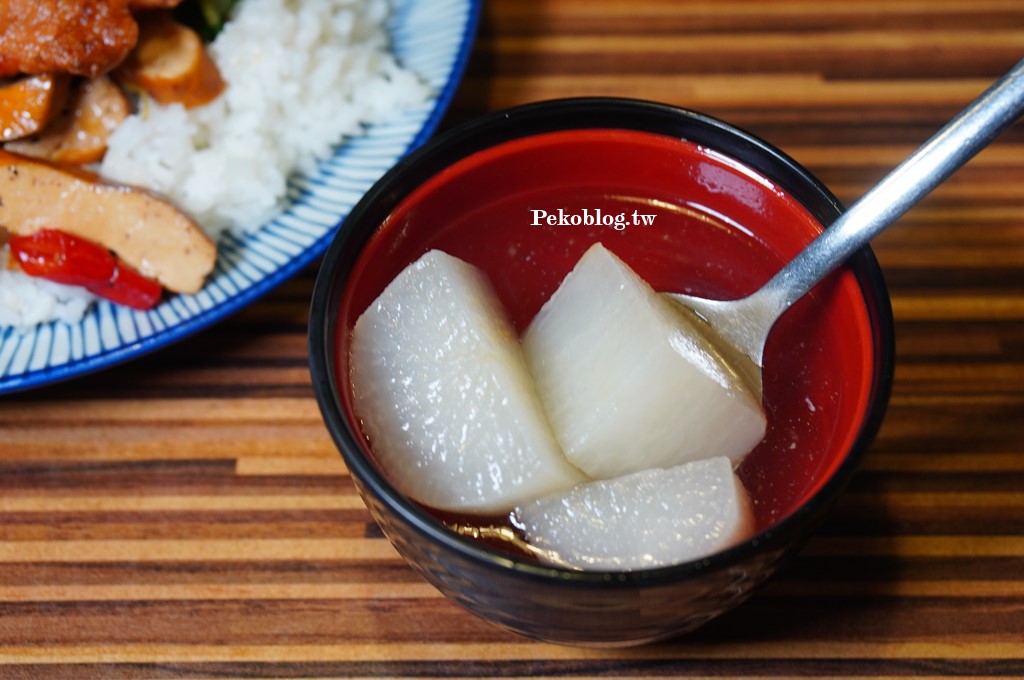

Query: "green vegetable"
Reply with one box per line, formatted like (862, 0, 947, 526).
(175, 0, 242, 42)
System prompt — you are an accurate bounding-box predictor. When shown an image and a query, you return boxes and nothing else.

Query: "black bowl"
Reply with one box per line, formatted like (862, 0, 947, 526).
(309, 98, 894, 646)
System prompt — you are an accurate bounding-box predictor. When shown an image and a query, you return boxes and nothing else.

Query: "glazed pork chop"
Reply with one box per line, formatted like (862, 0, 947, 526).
(0, 0, 157, 78)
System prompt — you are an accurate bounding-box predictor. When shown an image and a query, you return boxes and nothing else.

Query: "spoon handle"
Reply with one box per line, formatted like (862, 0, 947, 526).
(753, 56, 1024, 319)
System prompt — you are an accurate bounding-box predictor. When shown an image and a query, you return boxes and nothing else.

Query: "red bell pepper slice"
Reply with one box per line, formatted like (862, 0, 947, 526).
(91, 258, 163, 310)
(7, 228, 163, 310)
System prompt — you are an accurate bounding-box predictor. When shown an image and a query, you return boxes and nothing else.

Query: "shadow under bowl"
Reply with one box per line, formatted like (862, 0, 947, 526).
(309, 98, 894, 646)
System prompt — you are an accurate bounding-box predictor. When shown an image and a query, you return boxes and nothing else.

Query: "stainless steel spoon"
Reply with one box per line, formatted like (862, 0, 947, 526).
(669, 57, 1024, 385)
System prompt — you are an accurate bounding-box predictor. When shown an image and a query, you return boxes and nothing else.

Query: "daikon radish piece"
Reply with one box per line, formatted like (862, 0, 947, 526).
(350, 249, 586, 514)
(515, 456, 754, 570)
(523, 243, 766, 479)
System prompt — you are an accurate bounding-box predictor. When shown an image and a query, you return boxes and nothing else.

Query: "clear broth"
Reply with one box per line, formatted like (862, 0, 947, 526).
(338, 130, 875, 558)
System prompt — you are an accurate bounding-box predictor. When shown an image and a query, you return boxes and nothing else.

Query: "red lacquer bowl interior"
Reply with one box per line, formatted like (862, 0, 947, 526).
(336, 128, 875, 533)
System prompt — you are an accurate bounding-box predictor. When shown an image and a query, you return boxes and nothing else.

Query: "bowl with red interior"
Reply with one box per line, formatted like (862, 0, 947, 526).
(308, 97, 894, 646)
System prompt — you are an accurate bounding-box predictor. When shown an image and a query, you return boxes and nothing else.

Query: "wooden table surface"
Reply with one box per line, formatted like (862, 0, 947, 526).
(3, 1, 1024, 677)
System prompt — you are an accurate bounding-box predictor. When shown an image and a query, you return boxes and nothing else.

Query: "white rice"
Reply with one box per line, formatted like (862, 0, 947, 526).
(2, 0, 431, 329)
(0, 267, 96, 328)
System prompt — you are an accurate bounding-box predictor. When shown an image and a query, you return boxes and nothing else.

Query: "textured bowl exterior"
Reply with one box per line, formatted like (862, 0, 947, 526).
(356, 469, 792, 645)
(309, 98, 895, 646)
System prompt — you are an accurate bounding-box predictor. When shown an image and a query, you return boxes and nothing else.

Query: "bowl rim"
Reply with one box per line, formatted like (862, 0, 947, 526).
(308, 96, 895, 588)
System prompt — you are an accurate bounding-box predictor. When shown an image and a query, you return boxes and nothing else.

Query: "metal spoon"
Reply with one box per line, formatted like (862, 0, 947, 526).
(668, 57, 1024, 387)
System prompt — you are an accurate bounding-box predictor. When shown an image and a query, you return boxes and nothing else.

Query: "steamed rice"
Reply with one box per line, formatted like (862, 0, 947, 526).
(0, 269, 96, 328)
(1, 0, 432, 328)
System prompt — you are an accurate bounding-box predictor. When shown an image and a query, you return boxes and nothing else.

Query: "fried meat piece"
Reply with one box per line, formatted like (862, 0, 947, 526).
(0, 0, 139, 78)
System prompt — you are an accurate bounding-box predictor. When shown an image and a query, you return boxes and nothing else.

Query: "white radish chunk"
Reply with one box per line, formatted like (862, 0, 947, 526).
(515, 457, 754, 570)
(523, 243, 766, 479)
(350, 250, 586, 514)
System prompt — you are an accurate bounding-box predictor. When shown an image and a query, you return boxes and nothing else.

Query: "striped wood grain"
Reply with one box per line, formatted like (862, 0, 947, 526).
(1, 0, 1023, 677)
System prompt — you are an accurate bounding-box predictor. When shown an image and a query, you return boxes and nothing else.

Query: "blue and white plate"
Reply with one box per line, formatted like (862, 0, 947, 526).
(0, 0, 481, 394)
